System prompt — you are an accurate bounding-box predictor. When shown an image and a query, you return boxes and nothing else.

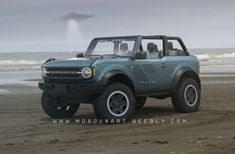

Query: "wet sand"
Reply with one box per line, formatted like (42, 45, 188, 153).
(0, 76, 235, 154)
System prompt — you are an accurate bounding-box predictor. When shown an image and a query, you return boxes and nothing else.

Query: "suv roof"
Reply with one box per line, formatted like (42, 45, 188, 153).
(94, 35, 182, 39)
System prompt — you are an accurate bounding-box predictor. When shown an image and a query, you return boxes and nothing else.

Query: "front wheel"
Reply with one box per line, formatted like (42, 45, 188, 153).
(41, 92, 79, 118)
(171, 78, 201, 113)
(93, 83, 135, 122)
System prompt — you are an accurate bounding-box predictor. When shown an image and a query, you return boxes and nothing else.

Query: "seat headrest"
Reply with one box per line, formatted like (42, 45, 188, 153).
(154, 44, 158, 52)
(147, 43, 155, 51)
(167, 42, 173, 50)
(147, 43, 158, 53)
(120, 43, 128, 51)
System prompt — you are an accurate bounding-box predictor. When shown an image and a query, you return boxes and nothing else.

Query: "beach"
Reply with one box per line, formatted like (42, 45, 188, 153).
(0, 50, 235, 153)
(0, 76, 235, 154)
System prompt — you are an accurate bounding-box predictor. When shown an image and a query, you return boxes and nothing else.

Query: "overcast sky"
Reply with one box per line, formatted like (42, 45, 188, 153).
(0, 0, 235, 52)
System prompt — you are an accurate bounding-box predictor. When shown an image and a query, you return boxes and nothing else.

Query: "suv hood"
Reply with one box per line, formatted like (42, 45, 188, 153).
(43, 58, 96, 68)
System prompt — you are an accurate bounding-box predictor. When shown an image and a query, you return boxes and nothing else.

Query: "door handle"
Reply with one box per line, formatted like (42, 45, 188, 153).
(161, 62, 165, 68)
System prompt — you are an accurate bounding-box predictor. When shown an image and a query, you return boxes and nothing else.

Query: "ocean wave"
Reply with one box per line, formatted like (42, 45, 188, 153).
(0, 89, 10, 95)
(0, 52, 235, 66)
(194, 52, 235, 61)
(0, 60, 43, 66)
(215, 52, 235, 58)
(0, 66, 40, 71)
(194, 54, 211, 61)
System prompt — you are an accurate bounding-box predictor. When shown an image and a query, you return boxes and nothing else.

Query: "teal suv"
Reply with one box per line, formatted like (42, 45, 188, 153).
(39, 35, 201, 122)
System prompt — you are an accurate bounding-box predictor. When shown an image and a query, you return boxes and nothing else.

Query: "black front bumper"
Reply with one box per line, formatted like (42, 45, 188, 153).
(38, 82, 105, 102)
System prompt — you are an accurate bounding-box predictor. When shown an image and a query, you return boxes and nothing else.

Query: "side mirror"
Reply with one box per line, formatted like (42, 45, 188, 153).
(134, 51, 147, 59)
(76, 53, 84, 58)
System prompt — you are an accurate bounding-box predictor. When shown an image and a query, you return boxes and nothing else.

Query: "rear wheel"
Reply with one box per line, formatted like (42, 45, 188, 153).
(135, 97, 147, 109)
(93, 83, 135, 122)
(41, 92, 79, 118)
(171, 78, 200, 113)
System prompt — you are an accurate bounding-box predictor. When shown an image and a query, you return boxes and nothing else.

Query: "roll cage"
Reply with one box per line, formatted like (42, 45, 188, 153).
(85, 35, 189, 57)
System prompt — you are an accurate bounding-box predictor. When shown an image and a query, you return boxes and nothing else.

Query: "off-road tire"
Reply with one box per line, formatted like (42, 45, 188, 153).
(93, 83, 135, 123)
(41, 92, 79, 118)
(171, 78, 200, 113)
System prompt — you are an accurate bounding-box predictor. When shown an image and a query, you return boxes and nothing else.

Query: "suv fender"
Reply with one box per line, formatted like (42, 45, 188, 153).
(100, 69, 136, 93)
(170, 67, 201, 93)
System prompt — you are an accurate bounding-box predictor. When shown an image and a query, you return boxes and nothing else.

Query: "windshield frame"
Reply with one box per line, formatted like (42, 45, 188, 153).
(85, 36, 141, 57)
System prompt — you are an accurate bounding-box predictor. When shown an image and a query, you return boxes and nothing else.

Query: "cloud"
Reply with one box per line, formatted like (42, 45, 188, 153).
(0, 0, 235, 52)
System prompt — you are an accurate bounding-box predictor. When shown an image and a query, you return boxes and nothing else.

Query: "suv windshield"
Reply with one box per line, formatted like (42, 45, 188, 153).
(86, 37, 137, 57)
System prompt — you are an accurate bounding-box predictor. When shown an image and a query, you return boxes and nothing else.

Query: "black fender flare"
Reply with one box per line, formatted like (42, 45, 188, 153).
(100, 70, 135, 92)
(43, 58, 55, 65)
(170, 67, 201, 93)
(101, 70, 129, 85)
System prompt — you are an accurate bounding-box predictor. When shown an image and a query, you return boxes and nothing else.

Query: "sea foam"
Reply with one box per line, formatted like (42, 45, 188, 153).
(0, 89, 10, 95)
(215, 52, 235, 58)
(0, 60, 43, 66)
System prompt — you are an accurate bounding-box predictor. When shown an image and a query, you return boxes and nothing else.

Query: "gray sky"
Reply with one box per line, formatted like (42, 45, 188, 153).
(0, 0, 235, 52)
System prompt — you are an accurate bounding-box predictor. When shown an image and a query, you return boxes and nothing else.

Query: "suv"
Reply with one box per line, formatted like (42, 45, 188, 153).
(39, 35, 201, 122)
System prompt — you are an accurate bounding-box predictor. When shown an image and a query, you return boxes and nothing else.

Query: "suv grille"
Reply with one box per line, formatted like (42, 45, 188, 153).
(46, 68, 83, 79)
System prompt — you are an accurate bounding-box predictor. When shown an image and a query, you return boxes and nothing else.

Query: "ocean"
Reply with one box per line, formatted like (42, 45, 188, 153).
(0, 49, 235, 95)
(190, 48, 235, 74)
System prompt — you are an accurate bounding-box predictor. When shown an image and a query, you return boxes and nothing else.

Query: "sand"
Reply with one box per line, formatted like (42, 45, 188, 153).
(0, 76, 235, 154)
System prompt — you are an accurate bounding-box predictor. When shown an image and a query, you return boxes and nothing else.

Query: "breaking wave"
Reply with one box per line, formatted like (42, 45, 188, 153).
(0, 52, 235, 68)
(0, 60, 43, 71)
(194, 52, 235, 61)
(194, 54, 211, 61)
(215, 52, 235, 58)
(0, 60, 43, 66)
(0, 89, 10, 95)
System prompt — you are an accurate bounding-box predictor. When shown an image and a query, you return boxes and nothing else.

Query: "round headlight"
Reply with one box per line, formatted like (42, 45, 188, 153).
(41, 67, 47, 77)
(82, 67, 92, 78)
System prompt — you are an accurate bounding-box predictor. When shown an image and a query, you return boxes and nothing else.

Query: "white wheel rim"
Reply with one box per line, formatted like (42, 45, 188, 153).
(107, 91, 129, 117)
(184, 84, 198, 107)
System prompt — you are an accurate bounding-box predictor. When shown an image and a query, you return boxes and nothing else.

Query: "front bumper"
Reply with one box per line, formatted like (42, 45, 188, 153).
(38, 82, 105, 102)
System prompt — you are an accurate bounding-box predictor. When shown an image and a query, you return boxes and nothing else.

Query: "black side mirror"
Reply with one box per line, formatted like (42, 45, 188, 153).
(76, 53, 84, 58)
(134, 51, 147, 59)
